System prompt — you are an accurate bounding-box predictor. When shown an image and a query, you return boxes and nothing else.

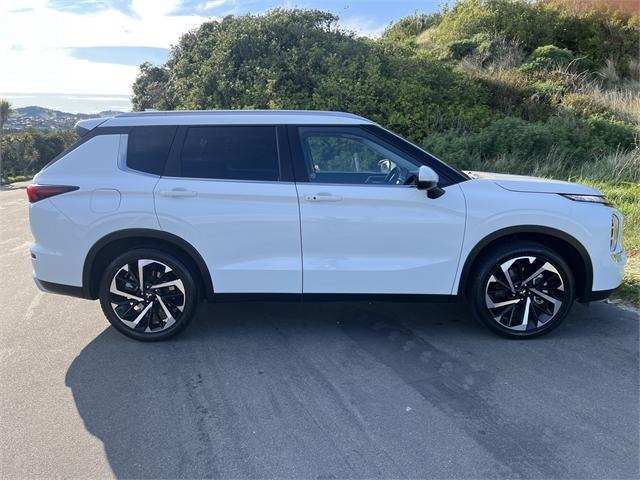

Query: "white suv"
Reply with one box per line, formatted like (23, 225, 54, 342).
(28, 110, 626, 341)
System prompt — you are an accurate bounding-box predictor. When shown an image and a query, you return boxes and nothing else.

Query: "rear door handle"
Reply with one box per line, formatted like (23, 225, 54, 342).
(158, 188, 198, 198)
(305, 193, 342, 202)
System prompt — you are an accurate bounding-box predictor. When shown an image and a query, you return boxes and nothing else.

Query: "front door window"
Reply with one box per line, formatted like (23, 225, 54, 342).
(298, 127, 421, 186)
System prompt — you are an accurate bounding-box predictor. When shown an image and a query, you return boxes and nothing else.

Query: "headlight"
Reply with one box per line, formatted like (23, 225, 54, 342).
(560, 194, 612, 206)
(611, 214, 621, 251)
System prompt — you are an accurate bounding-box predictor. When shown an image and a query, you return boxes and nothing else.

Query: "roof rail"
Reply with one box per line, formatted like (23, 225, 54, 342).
(114, 109, 368, 121)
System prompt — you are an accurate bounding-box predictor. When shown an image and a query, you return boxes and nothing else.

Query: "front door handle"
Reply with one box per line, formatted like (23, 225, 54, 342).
(305, 193, 342, 202)
(158, 188, 198, 198)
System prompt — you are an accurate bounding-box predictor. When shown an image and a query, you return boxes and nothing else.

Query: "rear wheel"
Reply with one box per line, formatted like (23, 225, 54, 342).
(99, 248, 198, 341)
(469, 241, 575, 338)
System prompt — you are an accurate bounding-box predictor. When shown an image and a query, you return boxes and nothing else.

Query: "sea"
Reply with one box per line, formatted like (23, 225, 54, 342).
(0, 92, 132, 114)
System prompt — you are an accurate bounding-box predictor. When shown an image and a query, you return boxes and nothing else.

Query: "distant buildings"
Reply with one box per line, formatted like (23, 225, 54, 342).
(5, 107, 121, 132)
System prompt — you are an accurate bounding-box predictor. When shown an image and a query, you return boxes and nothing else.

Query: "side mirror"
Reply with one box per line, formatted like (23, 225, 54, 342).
(417, 166, 445, 198)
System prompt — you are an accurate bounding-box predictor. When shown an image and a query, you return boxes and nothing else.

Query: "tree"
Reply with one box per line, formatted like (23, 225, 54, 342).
(0, 99, 13, 184)
(131, 9, 490, 142)
(381, 13, 442, 45)
(132, 62, 171, 111)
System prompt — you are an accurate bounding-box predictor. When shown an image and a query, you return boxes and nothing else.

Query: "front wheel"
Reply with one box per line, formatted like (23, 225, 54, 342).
(99, 249, 199, 341)
(469, 241, 575, 339)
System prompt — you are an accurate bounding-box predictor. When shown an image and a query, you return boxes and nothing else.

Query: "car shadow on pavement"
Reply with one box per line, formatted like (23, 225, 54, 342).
(65, 301, 639, 479)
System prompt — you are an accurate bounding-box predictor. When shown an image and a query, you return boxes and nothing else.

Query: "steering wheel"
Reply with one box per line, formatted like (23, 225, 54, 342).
(384, 166, 401, 185)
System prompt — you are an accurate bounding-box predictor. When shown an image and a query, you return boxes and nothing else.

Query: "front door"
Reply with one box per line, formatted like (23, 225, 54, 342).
(292, 126, 466, 295)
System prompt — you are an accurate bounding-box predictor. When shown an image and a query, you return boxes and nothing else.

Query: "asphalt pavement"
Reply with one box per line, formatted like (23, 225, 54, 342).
(1, 182, 639, 479)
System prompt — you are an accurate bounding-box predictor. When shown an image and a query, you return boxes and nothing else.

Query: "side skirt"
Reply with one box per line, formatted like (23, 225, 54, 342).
(209, 293, 460, 303)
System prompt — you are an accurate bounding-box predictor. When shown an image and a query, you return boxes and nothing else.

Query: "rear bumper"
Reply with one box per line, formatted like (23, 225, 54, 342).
(33, 275, 89, 299)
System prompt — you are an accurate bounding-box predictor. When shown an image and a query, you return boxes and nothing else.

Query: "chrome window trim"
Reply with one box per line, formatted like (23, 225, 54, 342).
(156, 175, 418, 188)
(158, 174, 294, 185)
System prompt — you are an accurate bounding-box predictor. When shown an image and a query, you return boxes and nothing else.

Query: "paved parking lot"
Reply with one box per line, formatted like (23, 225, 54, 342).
(1, 183, 639, 479)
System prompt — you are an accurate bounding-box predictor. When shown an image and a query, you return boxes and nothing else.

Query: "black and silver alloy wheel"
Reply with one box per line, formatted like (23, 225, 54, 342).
(485, 256, 565, 332)
(109, 259, 185, 333)
(99, 249, 198, 341)
(470, 241, 575, 339)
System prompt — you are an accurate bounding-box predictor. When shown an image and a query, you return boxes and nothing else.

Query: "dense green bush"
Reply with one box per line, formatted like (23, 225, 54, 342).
(131, 62, 171, 112)
(420, 0, 639, 75)
(421, 0, 558, 52)
(1, 129, 76, 179)
(519, 45, 576, 72)
(380, 13, 442, 45)
(444, 38, 479, 60)
(133, 9, 492, 142)
(423, 113, 636, 168)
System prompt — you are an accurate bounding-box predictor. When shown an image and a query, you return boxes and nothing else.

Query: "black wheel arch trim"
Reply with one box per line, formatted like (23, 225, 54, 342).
(457, 225, 594, 301)
(82, 228, 214, 301)
(38, 279, 87, 299)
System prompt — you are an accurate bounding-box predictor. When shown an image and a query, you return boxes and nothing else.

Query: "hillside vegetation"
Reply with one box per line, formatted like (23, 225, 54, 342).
(131, 1, 639, 181)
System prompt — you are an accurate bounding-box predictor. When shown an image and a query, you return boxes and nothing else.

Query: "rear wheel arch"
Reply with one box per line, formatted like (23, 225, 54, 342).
(458, 226, 593, 301)
(83, 229, 214, 301)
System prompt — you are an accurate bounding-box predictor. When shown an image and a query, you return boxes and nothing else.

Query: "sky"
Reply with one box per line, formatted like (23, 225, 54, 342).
(0, 0, 440, 112)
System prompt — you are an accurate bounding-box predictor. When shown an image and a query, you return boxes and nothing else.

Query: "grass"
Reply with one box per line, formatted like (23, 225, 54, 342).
(577, 80, 640, 124)
(1, 175, 32, 185)
(589, 181, 640, 307)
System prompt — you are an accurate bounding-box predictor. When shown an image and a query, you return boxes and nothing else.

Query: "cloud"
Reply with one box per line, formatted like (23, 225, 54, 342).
(170, 0, 239, 16)
(0, 0, 212, 94)
(46, 0, 137, 17)
(1, 0, 414, 97)
(68, 46, 170, 66)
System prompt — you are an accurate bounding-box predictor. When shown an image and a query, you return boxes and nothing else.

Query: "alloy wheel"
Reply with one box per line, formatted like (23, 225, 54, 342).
(484, 256, 565, 332)
(109, 259, 185, 333)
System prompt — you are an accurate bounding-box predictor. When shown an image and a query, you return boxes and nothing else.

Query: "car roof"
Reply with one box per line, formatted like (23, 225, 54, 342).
(101, 110, 375, 127)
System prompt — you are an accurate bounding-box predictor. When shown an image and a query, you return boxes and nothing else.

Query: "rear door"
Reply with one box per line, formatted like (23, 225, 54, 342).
(154, 125, 302, 294)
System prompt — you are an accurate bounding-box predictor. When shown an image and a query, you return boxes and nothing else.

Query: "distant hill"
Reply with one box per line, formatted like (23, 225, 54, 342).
(5, 106, 125, 131)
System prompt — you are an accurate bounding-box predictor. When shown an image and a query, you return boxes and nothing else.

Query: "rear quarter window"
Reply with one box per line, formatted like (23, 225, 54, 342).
(126, 126, 177, 175)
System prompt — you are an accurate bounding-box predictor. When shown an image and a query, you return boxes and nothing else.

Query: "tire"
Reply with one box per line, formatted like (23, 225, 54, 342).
(468, 241, 575, 339)
(98, 248, 199, 341)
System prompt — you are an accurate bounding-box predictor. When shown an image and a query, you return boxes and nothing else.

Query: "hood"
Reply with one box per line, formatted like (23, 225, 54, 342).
(464, 171, 601, 195)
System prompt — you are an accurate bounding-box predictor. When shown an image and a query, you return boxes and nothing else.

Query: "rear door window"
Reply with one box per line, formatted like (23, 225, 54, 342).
(179, 126, 280, 181)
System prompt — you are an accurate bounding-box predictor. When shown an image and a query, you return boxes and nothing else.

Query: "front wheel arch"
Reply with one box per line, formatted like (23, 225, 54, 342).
(457, 226, 592, 301)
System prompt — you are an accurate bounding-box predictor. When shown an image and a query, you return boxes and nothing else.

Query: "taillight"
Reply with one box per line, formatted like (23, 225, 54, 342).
(26, 184, 79, 203)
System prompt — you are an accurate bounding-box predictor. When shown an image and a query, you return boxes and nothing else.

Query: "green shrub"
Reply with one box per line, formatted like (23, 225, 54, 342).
(527, 80, 565, 102)
(422, 0, 557, 53)
(584, 115, 638, 154)
(422, 112, 637, 172)
(133, 9, 492, 143)
(561, 93, 615, 120)
(519, 45, 575, 73)
(0, 129, 77, 178)
(381, 13, 442, 45)
(461, 66, 557, 120)
(421, 0, 639, 75)
(444, 38, 479, 60)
